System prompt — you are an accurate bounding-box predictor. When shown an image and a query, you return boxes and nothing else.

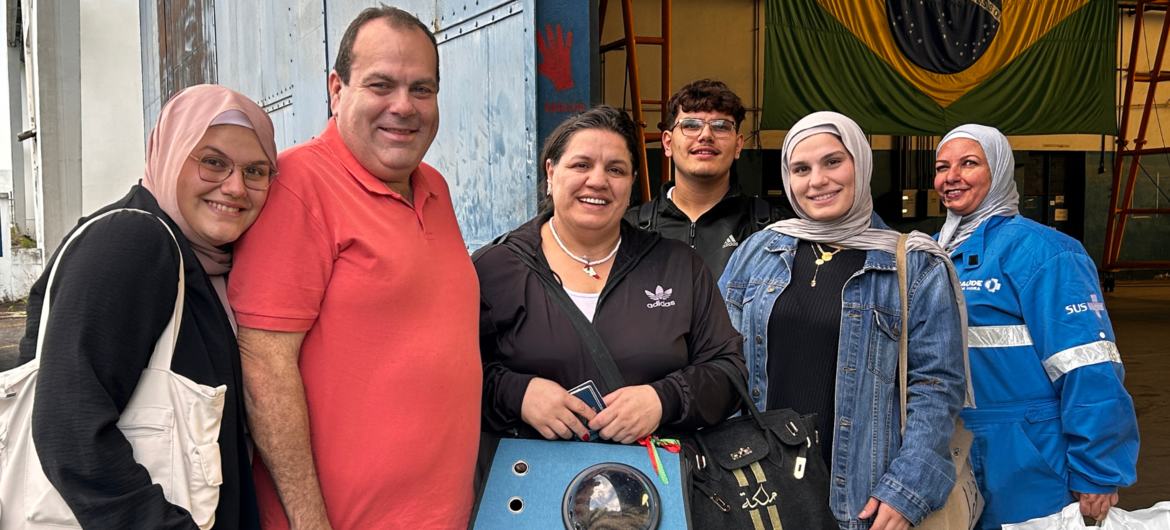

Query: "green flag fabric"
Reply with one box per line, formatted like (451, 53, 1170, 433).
(762, 0, 1116, 135)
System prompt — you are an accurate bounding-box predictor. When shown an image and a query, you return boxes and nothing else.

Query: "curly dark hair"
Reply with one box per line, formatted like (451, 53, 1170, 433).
(664, 78, 746, 132)
(333, 5, 439, 85)
(538, 105, 641, 213)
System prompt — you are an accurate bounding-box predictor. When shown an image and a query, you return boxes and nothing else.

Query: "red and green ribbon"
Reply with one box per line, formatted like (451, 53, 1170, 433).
(638, 435, 681, 484)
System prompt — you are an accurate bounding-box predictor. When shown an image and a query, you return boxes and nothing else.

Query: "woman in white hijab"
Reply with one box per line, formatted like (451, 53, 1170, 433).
(719, 111, 967, 529)
(934, 124, 1138, 528)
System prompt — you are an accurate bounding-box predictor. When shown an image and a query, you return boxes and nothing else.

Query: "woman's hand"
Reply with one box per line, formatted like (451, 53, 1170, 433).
(520, 377, 596, 440)
(590, 385, 663, 444)
(1074, 491, 1119, 521)
(859, 497, 910, 530)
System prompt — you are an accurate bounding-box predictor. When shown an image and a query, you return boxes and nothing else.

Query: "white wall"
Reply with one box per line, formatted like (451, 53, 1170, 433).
(0, 3, 12, 190)
(0, 0, 144, 301)
(0, 0, 44, 301)
(80, 0, 144, 213)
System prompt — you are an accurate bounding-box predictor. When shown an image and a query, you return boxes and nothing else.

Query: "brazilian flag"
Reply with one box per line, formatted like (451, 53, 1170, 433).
(762, 0, 1116, 135)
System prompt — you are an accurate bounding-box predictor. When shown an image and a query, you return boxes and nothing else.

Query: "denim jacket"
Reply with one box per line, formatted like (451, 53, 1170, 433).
(717, 218, 966, 528)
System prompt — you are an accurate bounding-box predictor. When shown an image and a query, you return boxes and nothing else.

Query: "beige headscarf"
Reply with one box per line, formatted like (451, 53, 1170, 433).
(769, 111, 946, 259)
(142, 84, 277, 276)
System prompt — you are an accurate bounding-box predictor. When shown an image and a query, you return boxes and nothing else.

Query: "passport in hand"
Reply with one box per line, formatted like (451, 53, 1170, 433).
(567, 379, 606, 441)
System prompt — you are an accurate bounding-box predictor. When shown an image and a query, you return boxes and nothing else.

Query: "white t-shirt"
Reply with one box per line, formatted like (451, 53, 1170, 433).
(563, 286, 601, 322)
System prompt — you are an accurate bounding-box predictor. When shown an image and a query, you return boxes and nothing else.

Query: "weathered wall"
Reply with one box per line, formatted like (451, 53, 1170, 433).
(140, 0, 539, 250)
(80, 0, 146, 213)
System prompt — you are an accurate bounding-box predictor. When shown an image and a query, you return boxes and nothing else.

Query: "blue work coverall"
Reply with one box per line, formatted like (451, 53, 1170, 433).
(944, 215, 1139, 529)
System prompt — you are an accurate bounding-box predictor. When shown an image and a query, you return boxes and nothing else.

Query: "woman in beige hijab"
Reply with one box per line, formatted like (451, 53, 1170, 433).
(720, 111, 967, 529)
(17, 84, 275, 529)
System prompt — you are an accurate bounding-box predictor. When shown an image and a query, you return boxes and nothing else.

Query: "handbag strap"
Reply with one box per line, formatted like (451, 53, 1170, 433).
(710, 359, 775, 433)
(895, 233, 910, 435)
(499, 243, 626, 393)
(35, 208, 184, 370)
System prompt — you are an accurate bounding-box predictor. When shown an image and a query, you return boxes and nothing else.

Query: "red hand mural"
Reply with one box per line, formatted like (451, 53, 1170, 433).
(537, 24, 574, 92)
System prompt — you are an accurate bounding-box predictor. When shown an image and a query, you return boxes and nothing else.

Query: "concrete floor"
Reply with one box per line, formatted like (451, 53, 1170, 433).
(0, 281, 1166, 509)
(1107, 280, 1170, 510)
(0, 301, 26, 369)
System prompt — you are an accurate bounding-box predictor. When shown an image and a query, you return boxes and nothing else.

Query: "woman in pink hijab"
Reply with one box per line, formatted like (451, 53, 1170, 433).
(17, 84, 276, 529)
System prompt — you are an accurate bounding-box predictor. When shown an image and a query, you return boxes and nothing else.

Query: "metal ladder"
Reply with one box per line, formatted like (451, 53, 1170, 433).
(1104, 0, 1170, 286)
(599, 0, 672, 202)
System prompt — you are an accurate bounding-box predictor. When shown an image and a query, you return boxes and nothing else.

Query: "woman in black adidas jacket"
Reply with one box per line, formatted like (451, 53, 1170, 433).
(474, 106, 746, 443)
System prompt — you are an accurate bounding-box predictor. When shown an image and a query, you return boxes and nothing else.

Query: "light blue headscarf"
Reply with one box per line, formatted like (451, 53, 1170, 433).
(935, 124, 1019, 253)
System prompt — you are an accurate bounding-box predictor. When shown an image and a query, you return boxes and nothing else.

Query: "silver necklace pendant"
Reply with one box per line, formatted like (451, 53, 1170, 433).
(548, 217, 619, 281)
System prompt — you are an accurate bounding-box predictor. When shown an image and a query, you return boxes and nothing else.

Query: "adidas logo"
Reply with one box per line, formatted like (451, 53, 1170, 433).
(722, 235, 739, 248)
(644, 285, 677, 309)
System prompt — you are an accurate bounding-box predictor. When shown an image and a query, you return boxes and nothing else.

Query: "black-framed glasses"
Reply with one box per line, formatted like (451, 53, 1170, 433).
(672, 118, 737, 138)
(188, 154, 275, 191)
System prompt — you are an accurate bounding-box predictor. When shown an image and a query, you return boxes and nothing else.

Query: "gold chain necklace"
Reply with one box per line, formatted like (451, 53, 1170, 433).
(810, 242, 844, 287)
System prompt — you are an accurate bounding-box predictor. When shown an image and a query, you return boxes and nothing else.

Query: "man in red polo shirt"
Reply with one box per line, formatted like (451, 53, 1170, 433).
(228, 6, 481, 529)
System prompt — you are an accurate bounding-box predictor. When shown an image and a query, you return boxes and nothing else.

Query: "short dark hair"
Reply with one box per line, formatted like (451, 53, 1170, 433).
(538, 105, 641, 213)
(333, 5, 439, 85)
(664, 78, 746, 131)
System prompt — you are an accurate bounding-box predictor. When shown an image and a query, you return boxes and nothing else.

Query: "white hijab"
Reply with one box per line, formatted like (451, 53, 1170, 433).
(935, 124, 1019, 253)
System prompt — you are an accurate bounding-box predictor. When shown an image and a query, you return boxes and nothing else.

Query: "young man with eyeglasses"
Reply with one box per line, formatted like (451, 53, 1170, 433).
(625, 78, 791, 278)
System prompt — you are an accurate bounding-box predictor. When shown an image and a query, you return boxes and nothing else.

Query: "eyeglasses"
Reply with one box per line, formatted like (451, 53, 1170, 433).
(188, 154, 275, 191)
(672, 118, 737, 138)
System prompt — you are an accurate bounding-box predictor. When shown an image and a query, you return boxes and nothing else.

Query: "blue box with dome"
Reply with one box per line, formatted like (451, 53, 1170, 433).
(472, 438, 690, 529)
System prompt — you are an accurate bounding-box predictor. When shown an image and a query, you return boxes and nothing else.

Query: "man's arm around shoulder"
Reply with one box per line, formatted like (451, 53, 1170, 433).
(237, 326, 332, 530)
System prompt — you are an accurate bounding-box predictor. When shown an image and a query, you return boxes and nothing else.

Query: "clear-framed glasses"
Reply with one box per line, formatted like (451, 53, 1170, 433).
(672, 118, 737, 138)
(188, 153, 275, 191)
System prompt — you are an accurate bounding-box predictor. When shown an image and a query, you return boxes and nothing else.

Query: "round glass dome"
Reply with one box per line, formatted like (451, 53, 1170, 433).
(561, 463, 660, 530)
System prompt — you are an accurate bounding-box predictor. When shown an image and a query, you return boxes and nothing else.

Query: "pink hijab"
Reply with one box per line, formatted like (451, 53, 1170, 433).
(142, 84, 277, 275)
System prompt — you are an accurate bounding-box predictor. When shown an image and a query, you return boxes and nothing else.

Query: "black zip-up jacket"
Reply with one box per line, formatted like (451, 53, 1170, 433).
(473, 213, 746, 438)
(624, 182, 793, 279)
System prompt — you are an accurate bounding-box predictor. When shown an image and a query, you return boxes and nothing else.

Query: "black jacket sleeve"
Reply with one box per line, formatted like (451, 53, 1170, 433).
(28, 211, 199, 529)
(474, 246, 538, 434)
(479, 290, 537, 434)
(649, 250, 747, 429)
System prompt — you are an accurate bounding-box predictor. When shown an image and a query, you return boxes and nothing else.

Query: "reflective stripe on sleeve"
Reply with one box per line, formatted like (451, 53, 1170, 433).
(967, 325, 1034, 348)
(1043, 340, 1122, 382)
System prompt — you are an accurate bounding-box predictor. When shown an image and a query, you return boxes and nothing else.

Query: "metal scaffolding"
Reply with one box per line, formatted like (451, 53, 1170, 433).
(1104, 0, 1170, 279)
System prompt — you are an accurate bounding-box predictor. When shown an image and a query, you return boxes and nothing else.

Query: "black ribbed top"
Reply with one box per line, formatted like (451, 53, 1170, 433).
(767, 239, 866, 465)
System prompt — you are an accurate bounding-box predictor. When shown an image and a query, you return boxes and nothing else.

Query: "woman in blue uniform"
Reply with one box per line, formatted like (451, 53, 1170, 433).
(933, 124, 1139, 528)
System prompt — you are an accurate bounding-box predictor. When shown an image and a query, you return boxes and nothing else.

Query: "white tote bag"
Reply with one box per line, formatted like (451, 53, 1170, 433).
(1004, 501, 1170, 530)
(0, 208, 227, 529)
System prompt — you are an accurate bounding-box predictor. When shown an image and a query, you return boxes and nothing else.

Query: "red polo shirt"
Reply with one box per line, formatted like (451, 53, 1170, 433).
(229, 119, 481, 529)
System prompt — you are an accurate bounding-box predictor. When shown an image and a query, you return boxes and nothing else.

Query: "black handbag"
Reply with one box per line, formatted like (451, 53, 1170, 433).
(685, 363, 838, 529)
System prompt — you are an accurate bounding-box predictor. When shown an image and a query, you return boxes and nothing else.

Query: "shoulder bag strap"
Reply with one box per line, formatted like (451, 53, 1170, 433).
(501, 243, 627, 393)
(143, 216, 185, 370)
(36, 209, 183, 368)
(896, 233, 910, 435)
(637, 201, 655, 230)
